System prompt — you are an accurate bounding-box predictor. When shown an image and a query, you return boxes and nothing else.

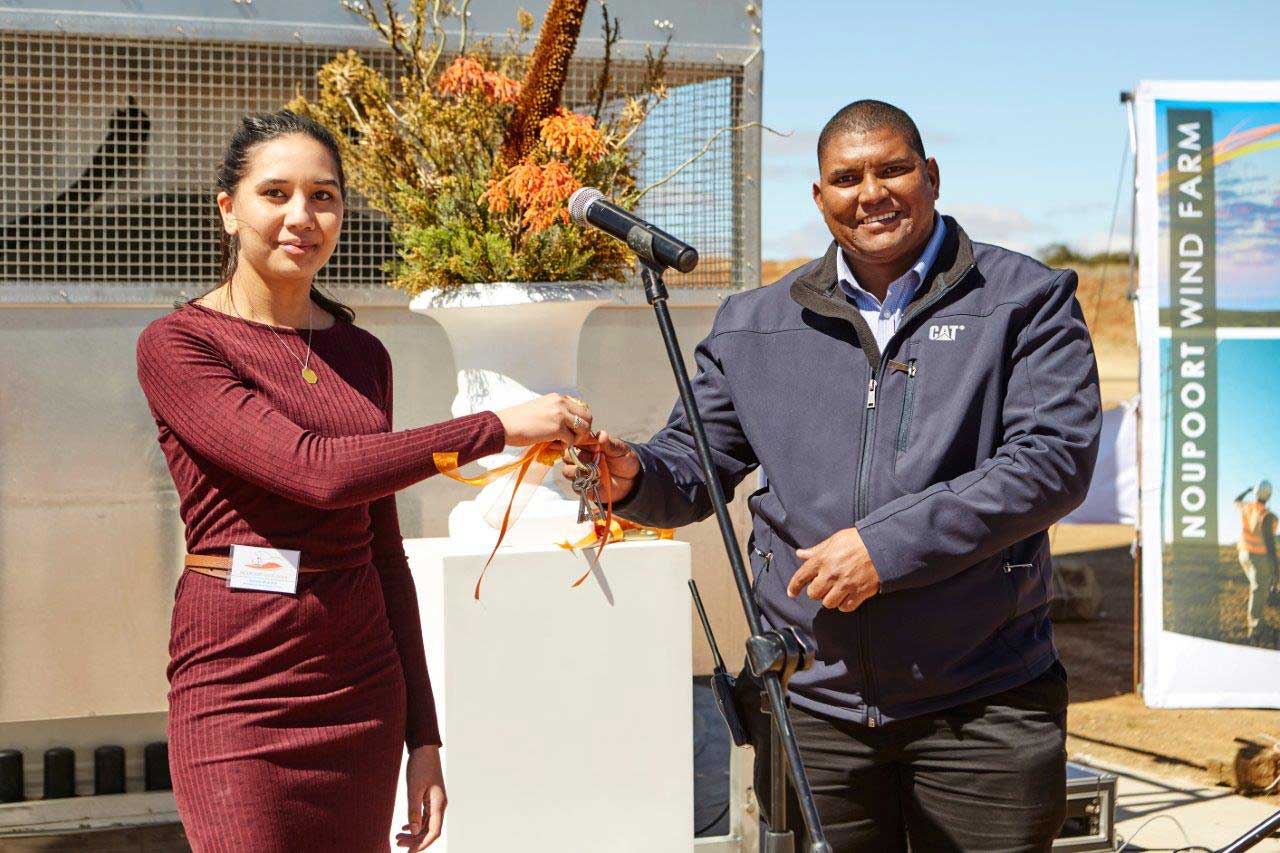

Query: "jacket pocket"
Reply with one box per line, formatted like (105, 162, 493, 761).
(890, 340, 920, 467)
(895, 358, 919, 453)
(749, 531, 774, 602)
(1002, 557, 1039, 623)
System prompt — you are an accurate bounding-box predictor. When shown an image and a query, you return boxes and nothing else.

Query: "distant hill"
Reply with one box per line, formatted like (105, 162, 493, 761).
(761, 257, 810, 285)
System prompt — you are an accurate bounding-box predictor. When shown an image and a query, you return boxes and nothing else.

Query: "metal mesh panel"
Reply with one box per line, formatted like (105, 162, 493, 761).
(0, 30, 743, 291)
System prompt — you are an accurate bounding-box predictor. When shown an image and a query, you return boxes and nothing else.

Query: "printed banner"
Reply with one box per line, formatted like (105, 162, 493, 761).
(1137, 81, 1280, 707)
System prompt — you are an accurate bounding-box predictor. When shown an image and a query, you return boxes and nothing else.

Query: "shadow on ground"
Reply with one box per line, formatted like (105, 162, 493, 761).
(1054, 544, 1136, 702)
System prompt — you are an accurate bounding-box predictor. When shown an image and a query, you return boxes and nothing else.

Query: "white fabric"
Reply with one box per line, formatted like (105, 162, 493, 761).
(1062, 395, 1138, 525)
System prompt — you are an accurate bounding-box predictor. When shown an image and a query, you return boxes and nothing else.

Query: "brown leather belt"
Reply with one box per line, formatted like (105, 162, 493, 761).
(183, 554, 334, 580)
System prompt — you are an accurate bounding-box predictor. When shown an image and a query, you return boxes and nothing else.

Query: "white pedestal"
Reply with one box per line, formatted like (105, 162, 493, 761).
(409, 283, 617, 546)
(397, 538, 694, 852)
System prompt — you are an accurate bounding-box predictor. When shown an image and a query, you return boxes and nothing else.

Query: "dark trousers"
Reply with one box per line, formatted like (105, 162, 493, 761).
(743, 662, 1069, 852)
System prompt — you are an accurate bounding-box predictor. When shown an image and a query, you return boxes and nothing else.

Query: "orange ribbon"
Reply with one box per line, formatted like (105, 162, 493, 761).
(557, 518, 675, 587)
(434, 441, 561, 599)
(435, 439, 670, 599)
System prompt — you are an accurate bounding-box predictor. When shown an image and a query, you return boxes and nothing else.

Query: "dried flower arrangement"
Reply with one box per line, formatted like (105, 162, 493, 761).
(287, 0, 674, 294)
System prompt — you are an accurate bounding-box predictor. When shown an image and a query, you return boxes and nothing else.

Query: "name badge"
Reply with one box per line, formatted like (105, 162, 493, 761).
(228, 545, 300, 594)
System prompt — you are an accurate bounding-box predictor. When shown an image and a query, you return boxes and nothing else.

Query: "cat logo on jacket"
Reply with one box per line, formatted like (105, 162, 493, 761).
(928, 324, 966, 341)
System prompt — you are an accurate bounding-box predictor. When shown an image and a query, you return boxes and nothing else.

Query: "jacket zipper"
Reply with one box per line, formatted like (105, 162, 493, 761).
(896, 360, 918, 453)
(851, 262, 976, 729)
(855, 373, 881, 726)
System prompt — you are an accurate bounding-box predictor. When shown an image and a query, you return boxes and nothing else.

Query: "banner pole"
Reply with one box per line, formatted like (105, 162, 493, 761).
(1121, 89, 1143, 696)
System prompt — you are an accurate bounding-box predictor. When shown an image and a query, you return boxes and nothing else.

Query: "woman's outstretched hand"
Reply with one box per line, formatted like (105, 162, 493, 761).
(495, 394, 593, 447)
(397, 744, 446, 850)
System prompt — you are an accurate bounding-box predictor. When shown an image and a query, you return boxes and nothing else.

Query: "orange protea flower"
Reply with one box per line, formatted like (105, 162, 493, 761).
(539, 108, 605, 161)
(480, 160, 539, 214)
(485, 70, 521, 104)
(437, 56, 490, 99)
(482, 158, 581, 232)
(438, 55, 521, 104)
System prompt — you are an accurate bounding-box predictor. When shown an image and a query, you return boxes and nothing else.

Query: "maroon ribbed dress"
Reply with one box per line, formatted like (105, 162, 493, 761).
(136, 301, 504, 852)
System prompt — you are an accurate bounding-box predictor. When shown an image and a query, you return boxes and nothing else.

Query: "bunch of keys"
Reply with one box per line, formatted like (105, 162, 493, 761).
(566, 445, 607, 525)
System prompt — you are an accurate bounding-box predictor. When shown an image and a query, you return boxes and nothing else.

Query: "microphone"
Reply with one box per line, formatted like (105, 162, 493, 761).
(568, 187, 699, 273)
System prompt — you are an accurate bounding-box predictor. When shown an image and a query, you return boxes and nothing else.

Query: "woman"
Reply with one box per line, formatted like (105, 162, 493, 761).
(135, 110, 591, 852)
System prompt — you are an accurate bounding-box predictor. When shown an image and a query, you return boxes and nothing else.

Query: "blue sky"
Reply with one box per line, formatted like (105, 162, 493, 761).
(760, 0, 1280, 261)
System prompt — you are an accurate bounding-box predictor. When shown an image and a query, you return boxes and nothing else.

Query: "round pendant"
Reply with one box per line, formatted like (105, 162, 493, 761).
(301, 367, 319, 385)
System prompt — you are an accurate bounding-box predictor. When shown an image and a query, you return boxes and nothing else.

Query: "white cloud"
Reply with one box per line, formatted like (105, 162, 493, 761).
(944, 203, 1037, 236)
(763, 129, 817, 159)
(943, 203, 1135, 259)
(943, 204, 1040, 254)
(762, 128, 819, 182)
(1045, 200, 1113, 217)
(763, 158, 818, 182)
(763, 218, 832, 260)
(1073, 226, 1134, 257)
(921, 127, 957, 147)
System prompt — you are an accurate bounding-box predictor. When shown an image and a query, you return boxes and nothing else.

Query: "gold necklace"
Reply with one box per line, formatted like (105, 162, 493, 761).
(227, 284, 319, 386)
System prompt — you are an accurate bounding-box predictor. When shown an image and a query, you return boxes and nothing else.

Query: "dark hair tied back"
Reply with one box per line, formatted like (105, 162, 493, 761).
(185, 109, 354, 322)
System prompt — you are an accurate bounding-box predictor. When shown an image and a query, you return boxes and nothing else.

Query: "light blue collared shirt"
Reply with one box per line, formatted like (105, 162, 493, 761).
(836, 213, 947, 352)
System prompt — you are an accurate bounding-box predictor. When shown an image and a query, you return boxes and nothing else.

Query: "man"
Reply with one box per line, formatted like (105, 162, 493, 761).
(570, 100, 1100, 849)
(1233, 480, 1277, 640)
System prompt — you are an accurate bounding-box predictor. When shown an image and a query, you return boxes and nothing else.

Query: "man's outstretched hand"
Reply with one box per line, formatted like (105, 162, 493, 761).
(558, 430, 641, 504)
(787, 527, 882, 612)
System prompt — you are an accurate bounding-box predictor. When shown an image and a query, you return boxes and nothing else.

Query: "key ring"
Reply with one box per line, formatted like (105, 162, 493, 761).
(566, 446, 595, 477)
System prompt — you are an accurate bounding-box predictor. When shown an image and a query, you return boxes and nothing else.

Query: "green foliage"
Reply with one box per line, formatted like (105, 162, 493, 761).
(1038, 242, 1133, 268)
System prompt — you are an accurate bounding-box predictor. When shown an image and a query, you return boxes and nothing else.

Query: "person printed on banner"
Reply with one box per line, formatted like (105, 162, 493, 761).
(1233, 479, 1278, 642)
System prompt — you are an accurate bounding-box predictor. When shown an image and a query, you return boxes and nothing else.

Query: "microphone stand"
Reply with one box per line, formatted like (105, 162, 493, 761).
(637, 260, 832, 853)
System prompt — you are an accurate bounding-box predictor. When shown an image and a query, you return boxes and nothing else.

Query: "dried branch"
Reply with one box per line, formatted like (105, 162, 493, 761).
(410, 0, 427, 58)
(633, 122, 790, 204)
(608, 31, 672, 149)
(342, 96, 373, 134)
(643, 32, 671, 95)
(588, 3, 621, 123)
(382, 0, 413, 78)
(421, 0, 448, 81)
(345, 1, 414, 80)
(458, 0, 473, 55)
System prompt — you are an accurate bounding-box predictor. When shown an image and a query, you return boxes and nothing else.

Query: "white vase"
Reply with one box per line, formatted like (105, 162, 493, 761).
(409, 282, 618, 545)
